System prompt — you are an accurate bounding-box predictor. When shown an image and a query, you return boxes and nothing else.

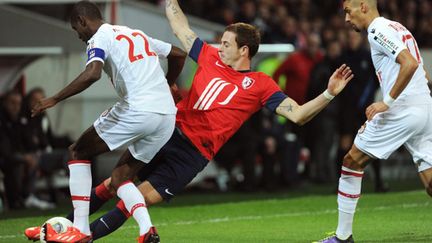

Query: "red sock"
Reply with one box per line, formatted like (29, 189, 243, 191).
(95, 181, 114, 201)
(116, 200, 131, 218)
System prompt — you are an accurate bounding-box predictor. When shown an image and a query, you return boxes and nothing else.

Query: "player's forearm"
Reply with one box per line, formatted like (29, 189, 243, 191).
(165, 0, 197, 52)
(276, 94, 331, 125)
(53, 70, 100, 103)
(295, 94, 331, 125)
(389, 60, 418, 100)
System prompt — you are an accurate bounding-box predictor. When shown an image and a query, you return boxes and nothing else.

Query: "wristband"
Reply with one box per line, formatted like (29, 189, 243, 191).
(323, 89, 335, 101)
(383, 94, 395, 107)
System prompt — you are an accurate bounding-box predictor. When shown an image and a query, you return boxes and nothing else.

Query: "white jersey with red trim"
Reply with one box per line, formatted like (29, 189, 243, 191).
(367, 17, 430, 101)
(86, 23, 176, 114)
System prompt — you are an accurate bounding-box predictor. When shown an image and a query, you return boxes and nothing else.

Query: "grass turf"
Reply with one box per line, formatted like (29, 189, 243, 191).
(1, 188, 431, 242)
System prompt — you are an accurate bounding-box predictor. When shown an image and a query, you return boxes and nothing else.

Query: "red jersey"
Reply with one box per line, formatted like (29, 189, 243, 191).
(176, 39, 286, 160)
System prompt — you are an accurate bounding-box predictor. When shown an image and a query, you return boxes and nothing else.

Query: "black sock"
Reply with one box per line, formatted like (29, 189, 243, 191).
(66, 188, 108, 221)
(90, 207, 128, 240)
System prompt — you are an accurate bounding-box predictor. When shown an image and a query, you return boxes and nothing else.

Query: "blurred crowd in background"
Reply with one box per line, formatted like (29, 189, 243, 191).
(149, 0, 432, 47)
(0, 88, 72, 210)
(1, 0, 431, 211)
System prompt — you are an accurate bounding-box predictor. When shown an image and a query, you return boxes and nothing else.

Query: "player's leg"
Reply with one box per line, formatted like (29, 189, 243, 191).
(89, 128, 209, 241)
(318, 105, 425, 243)
(65, 178, 113, 221)
(108, 112, 175, 241)
(407, 103, 432, 197)
(67, 125, 110, 237)
(108, 150, 154, 236)
(419, 168, 432, 197)
(334, 145, 372, 241)
(90, 182, 162, 241)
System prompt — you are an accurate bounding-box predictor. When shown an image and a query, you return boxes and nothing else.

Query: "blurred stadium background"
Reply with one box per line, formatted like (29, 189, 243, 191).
(0, 0, 432, 239)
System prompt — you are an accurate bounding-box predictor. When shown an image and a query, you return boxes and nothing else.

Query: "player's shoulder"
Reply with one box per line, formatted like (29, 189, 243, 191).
(368, 17, 406, 35)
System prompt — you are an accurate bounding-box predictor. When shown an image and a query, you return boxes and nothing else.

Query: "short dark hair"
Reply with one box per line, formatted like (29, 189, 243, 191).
(225, 23, 261, 59)
(70, 0, 102, 24)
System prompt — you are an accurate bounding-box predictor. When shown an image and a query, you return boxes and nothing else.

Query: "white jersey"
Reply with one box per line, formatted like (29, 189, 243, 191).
(86, 23, 176, 114)
(367, 17, 430, 102)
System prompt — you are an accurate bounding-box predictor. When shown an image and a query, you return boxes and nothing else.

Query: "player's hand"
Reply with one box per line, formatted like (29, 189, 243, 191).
(170, 83, 183, 104)
(365, 102, 388, 121)
(327, 64, 354, 96)
(31, 97, 57, 117)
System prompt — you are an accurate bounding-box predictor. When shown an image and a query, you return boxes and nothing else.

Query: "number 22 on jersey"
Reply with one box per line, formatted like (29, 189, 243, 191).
(116, 32, 156, 63)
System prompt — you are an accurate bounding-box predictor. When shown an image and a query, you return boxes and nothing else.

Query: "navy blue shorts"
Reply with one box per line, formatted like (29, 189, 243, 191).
(137, 128, 209, 201)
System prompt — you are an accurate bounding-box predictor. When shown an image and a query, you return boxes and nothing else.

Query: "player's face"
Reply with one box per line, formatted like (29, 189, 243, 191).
(71, 20, 91, 43)
(343, 1, 363, 32)
(218, 31, 242, 66)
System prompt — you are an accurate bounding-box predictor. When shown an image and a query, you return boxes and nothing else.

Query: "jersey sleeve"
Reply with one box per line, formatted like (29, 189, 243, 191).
(189, 38, 218, 65)
(368, 25, 406, 62)
(261, 75, 287, 112)
(147, 36, 172, 58)
(86, 27, 111, 66)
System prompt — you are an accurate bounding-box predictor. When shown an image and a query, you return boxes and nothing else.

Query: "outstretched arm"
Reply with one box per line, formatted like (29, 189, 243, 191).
(165, 0, 198, 53)
(31, 61, 103, 117)
(276, 64, 353, 125)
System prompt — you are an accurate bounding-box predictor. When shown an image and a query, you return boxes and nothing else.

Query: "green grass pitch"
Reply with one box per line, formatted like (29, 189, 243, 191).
(1, 190, 431, 242)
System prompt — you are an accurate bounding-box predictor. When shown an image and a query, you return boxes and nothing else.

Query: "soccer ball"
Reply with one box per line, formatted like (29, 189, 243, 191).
(40, 217, 73, 242)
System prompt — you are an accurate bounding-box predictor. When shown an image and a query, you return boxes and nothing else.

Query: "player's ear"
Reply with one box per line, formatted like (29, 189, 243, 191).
(240, 45, 249, 57)
(360, 1, 368, 13)
(77, 15, 87, 28)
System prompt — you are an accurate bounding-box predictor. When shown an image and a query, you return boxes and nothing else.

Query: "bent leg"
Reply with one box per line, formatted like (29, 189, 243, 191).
(68, 126, 110, 235)
(419, 168, 432, 197)
(108, 150, 154, 236)
(90, 181, 162, 240)
(336, 145, 373, 240)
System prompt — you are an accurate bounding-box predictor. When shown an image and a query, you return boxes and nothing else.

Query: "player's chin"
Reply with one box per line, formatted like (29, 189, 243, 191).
(352, 25, 361, 32)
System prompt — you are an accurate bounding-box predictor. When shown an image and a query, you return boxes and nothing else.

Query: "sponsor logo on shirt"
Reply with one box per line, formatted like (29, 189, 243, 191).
(373, 32, 398, 55)
(215, 61, 225, 68)
(242, 77, 255, 90)
(193, 78, 238, 110)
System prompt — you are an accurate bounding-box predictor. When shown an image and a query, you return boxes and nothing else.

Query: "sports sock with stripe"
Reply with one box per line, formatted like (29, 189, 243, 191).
(66, 180, 114, 221)
(336, 166, 364, 240)
(68, 160, 92, 236)
(117, 181, 152, 235)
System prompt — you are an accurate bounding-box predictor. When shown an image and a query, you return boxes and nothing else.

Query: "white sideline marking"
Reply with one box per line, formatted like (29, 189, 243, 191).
(0, 201, 430, 240)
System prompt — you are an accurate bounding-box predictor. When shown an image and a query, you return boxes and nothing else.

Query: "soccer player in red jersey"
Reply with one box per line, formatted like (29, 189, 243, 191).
(25, 1, 353, 242)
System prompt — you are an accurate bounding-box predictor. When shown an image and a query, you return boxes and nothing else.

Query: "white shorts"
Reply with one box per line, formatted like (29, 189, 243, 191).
(93, 103, 175, 163)
(354, 95, 432, 172)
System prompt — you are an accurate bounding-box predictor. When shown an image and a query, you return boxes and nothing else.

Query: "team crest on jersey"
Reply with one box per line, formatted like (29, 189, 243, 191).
(242, 77, 255, 90)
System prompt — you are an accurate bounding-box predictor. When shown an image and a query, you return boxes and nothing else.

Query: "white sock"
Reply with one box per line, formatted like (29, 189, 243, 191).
(117, 181, 152, 235)
(336, 166, 363, 240)
(68, 160, 92, 235)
